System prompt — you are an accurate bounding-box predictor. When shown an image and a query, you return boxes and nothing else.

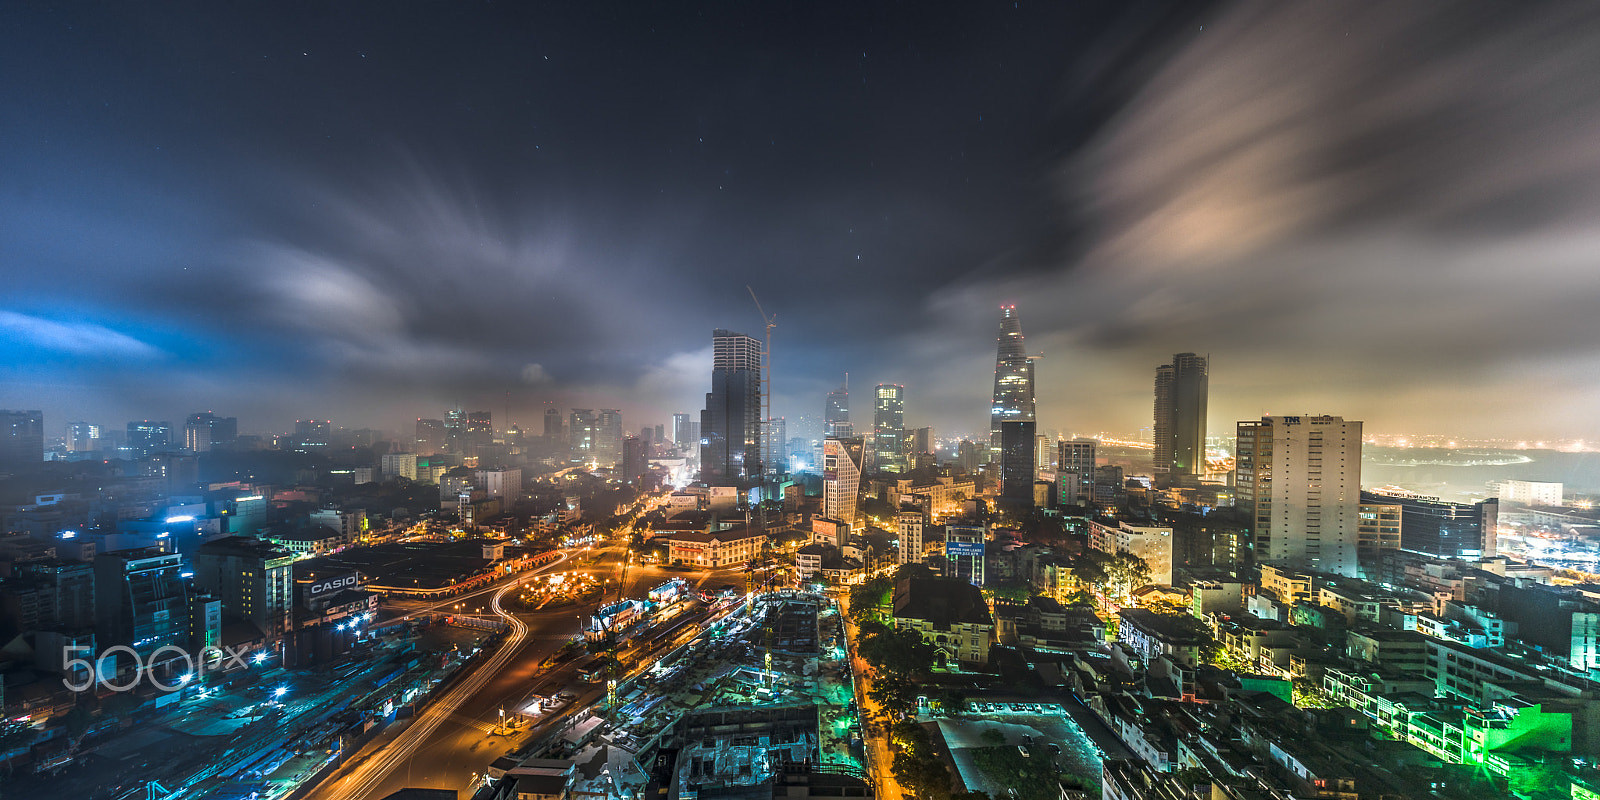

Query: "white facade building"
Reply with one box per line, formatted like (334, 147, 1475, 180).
(1088, 520, 1174, 586)
(382, 453, 418, 481)
(896, 510, 925, 565)
(476, 468, 523, 500)
(823, 437, 863, 528)
(1237, 415, 1363, 578)
(1494, 479, 1563, 508)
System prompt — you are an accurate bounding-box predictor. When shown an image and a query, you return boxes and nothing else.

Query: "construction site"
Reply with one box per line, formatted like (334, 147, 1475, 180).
(477, 591, 873, 800)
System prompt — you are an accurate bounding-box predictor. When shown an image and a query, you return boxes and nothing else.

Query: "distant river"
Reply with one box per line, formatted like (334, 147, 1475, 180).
(1362, 447, 1600, 502)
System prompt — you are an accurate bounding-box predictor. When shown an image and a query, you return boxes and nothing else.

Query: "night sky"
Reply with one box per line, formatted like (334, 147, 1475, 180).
(6, 2, 1600, 442)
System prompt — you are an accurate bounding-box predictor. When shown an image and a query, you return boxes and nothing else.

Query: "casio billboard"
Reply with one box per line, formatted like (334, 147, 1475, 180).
(307, 573, 360, 600)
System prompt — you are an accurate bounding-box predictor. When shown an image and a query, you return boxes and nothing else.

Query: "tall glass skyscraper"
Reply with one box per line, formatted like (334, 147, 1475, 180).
(873, 384, 905, 473)
(825, 378, 851, 437)
(989, 305, 1035, 462)
(700, 329, 763, 482)
(596, 409, 623, 468)
(1154, 353, 1209, 478)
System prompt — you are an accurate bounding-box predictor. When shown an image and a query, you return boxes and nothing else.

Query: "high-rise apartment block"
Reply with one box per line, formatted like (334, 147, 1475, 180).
(194, 537, 296, 637)
(1089, 520, 1175, 585)
(1494, 480, 1563, 507)
(873, 384, 905, 474)
(382, 452, 418, 481)
(1154, 353, 1208, 478)
(66, 421, 100, 453)
(989, 306, 1035, 462)
(699, 329, 763, 482)
(1058, 439, 1097, 506)
(897, 510, 926, 565)
(823, 437, 864, 528)
(1236, 415, 1363, 577)
(477, 468, 523, 499)
(596, 409, 623, 468)
(672, 413, 693, 447)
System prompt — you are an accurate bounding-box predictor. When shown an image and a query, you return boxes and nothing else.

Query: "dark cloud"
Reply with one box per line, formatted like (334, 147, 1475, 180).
(930, 3, 1600, 440)
(5, 2, 1600, 443)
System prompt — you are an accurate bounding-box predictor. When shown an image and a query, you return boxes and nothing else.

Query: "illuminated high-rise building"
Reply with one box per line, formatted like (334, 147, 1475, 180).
(873, 384, 905, 474)
(444, 408, 467, 453)
(672, 413, 693, 447)
(825, 379, 852, 438)
(184, 412, 238, 453)
(1236, 415, 1362, 577)
(699, 329, 763, 482)
(66, 421, 100, 453)
(0, 410, 44, 475)
(125, 420, 172, 459)
(1154, 353, 1209, 478)
(570, 409, 598, 463)
(465, 411, 494, 455)
(989, 306, 1035, 462)
(596, 409, 623, 468)
(823, 437, 864, 528)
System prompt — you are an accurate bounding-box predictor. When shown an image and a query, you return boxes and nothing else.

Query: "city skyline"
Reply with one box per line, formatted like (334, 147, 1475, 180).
(10, 4, 1600, 441)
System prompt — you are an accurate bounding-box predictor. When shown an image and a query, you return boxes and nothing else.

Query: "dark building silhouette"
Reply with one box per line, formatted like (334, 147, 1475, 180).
(1154, 353, 1208, 479)
(0, 409, 44, 474)
(999, 419, 1036, 506)
(699, 329, 762, 482)
(415, 418, 446, 454)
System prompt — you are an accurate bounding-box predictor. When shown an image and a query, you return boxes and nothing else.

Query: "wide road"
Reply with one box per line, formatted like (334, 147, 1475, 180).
(839, 592, 905, 800)
(306, 543, 746, 799)
(307, 551, 588, 800)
